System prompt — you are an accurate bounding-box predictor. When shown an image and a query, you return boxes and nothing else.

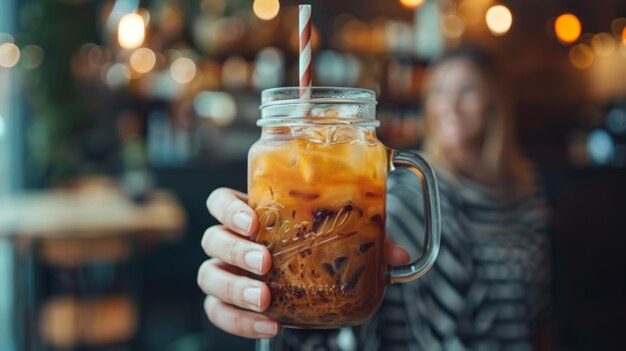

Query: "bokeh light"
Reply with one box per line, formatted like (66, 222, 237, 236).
(622, 27, 626, 46)
(21, 45, 44, 69)
(137, 8, 150, 26)
(442, 14, 465, 39)
(193, 91, 237, 126)
(485, 5, 512, 36)
(214, 17, 246, 44)
(578, 33, 594, 45)
(382, 21, 413, 54)
(569, 43, 594, 69)
(591, 33, 616, 58)
(118, 13, 145, 49)
(315, 50, 362, 86)
(222, 56, 249, 89)
(587, 129, 614, 165)
(170, 57, 197, 84)
(399, 0, 424, 9)
(253, 0, 280, 21)
(79, 43, 104, 68)
(339, 18, 369, 52)
(157, 4, 184, 37)
(106, 63, 131, 88)
(606, 108, 626, 135)
(130, 48, 156, 74)
(0, 43, 21, 68)
(554, 14, 581, 44)
(0, 33, 14, 44)
(253, 47, 284, 89)
(611, 18, 626, 37)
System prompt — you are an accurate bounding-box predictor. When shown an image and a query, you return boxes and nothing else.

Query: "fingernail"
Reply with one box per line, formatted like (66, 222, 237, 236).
(243, 287, 261, 307)
(233, 212, 252, 234)
(244, 251, 263, 272)
(254, 321, 277, 336)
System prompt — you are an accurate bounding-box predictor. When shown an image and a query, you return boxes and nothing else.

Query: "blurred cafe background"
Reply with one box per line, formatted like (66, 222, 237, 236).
(0, 0, 625, 350)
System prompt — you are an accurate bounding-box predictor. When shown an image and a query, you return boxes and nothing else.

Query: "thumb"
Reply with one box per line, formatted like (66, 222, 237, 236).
(384, 236, 411, 266)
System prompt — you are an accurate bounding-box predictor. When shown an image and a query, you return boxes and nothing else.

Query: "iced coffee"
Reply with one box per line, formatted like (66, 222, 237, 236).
(248, 123, 389, 328)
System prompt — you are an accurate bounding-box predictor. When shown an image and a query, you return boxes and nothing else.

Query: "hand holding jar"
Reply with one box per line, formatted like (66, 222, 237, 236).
(198, 87, 441, 338)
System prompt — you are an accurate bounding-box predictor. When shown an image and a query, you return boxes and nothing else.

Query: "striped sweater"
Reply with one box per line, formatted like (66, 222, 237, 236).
(259, 162, 550, 351)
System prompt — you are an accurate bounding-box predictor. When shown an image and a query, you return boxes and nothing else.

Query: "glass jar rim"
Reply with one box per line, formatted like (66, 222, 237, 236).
(260, 86, 377, 109)
(258, 87, 379, 127)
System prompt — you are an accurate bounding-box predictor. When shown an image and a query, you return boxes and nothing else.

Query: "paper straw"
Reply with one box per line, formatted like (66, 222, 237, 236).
(299, 4, 312, 99)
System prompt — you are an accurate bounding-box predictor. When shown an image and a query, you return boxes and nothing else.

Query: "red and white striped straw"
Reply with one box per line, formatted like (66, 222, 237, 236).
(299, 4, 312, 99)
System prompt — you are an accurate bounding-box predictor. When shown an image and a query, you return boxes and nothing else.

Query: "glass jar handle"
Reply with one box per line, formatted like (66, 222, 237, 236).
(387, 149, 441, 283)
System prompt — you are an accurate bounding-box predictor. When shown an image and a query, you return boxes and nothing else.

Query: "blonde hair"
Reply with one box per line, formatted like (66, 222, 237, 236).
(422, 47, 535, 201)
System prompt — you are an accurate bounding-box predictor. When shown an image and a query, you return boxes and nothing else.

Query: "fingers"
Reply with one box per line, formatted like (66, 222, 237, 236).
(201, 225, 272, 275)
(203, 188, 279, 338)
(384, 236, 411, 266)
(204, 296, 280, 339)
(197, 259, 271, 312)
(207, 187, 258, 236)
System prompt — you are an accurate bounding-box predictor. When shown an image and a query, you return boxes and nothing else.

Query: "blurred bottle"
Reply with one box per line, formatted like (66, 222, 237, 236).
(118, 110, 154, 203)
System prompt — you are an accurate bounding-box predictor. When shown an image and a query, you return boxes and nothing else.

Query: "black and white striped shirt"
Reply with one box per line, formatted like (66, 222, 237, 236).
(260, 162, 550, 351)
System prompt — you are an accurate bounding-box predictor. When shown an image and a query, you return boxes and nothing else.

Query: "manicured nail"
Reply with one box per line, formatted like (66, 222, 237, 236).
(244, 251, 263, 273)
(243, 287, 261, 307)
(254, 321, 277, 336)
(233, 212, 252, 234)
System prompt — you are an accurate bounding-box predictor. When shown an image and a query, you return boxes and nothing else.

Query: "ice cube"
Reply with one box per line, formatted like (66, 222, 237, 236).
(301, 126, 332, 144)
(320, 108, 340, 117)
(328, 125, 365, 145)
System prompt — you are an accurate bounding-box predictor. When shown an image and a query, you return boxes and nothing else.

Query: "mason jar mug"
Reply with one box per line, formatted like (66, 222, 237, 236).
(248, 87, 441, 328)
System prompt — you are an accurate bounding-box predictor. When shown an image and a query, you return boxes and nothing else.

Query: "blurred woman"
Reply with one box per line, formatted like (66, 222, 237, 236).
(197, 46, 551, 350)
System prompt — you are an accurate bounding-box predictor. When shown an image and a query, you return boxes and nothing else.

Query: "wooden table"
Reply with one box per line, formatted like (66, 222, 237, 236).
(0, 187, 185, 239)
(0, 183, 186, 350)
